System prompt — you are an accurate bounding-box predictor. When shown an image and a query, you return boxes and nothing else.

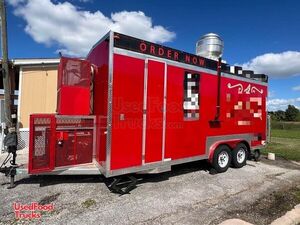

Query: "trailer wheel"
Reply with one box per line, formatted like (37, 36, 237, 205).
(253, 149, 261, 161)
(212, 145, 232, 173)
(232, 143, 248, 168)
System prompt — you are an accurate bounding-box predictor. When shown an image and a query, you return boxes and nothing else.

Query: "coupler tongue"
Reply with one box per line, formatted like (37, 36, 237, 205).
(0, 127, 19, 189)
(0, 162, 18, 189)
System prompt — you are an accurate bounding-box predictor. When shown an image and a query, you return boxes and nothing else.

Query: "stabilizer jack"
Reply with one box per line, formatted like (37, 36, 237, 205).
(107, 175, 138, 195)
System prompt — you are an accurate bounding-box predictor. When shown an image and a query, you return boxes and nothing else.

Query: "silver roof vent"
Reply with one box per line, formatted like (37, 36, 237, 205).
(196, 33, 224, 60)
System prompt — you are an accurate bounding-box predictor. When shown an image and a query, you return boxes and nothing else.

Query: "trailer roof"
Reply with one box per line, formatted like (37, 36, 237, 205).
(112, 32, 268, 83)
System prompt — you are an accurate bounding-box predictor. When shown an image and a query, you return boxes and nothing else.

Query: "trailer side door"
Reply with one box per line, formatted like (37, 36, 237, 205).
(143, 59, 166, 163)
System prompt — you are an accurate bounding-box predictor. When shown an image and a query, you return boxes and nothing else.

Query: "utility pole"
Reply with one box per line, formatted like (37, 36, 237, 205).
(0, 0, 12, 127)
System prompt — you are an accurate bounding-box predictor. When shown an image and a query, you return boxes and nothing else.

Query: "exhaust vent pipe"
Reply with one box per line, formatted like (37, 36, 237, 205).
(196, 33, 224, 60)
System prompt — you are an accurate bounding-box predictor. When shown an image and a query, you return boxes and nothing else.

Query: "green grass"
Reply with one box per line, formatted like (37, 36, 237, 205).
(294, 189, 300, 202)
(262, 129, 300, 161)
(271, 129, 300, 139)
(271, 121, 300, 130)
(81, 198, 96, 208)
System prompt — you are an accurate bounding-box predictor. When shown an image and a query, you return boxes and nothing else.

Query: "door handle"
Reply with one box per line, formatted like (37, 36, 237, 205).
(119, 114, 125, 121)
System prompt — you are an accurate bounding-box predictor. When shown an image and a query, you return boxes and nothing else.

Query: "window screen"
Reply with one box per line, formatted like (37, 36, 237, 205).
(183, 72, 200, 120)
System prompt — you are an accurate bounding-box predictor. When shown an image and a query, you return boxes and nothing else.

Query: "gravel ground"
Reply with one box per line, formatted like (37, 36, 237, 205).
(0, 149, 300, 225)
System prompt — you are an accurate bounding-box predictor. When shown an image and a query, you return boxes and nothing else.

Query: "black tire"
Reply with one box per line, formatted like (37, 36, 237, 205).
(212, 145, 232, 173)
(253, 149, 261, 161)
(232, 143, 248, 168)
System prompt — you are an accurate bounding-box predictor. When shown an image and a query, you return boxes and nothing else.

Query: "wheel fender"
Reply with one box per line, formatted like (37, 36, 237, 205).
(208, 139, 245, 163)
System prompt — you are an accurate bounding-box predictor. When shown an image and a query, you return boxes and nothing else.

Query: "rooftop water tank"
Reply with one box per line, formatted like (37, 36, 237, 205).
(196, 33, 224, 60)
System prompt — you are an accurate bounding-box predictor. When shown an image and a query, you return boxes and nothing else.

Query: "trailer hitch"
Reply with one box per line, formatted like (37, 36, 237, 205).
(107, 175, 137, 195)
(0, 165, 18, 189)
(0, 149, 18, 189)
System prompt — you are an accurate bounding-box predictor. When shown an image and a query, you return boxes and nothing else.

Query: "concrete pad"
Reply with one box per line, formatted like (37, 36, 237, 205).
(1, 154, 300, 225)
(219, 219, 253, 225)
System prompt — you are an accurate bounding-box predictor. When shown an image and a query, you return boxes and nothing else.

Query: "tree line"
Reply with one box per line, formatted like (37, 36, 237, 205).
(269, 105, 300, 121)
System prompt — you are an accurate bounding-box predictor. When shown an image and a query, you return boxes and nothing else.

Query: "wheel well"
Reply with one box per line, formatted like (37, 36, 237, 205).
(208, 143, 232, 163)
(220, 143, 231, 150)
(208, 140, 250, 163)
(239, 141, 250, 153)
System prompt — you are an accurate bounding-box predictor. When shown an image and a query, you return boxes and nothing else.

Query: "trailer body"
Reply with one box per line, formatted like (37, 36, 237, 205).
(28, 31, 268, 177)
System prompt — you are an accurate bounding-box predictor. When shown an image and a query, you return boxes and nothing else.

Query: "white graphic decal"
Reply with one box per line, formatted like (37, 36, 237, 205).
(227, 83, 263, 94)
(227, 83, 243, 94)
(244, 84, 251, 94)
(250, 86, 263, 94)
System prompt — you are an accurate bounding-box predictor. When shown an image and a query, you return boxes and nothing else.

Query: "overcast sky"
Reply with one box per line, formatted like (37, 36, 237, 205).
(5, 0, 300, 111)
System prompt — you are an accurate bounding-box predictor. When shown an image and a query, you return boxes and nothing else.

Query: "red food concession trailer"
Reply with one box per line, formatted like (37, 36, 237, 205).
(10, 31, 269, 192)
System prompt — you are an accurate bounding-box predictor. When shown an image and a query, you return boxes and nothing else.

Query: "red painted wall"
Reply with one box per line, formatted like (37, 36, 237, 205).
(57, 57, 91, 115)
(87, 40, 109, 166)
(145, 60, 165, 163)
(110, 54, 145, 170)
(109, 54, 267, 171)
(165, 65, 204, 159)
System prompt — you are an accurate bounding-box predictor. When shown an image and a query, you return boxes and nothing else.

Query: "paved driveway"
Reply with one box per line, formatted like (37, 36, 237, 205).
(1, 150, 300, 225)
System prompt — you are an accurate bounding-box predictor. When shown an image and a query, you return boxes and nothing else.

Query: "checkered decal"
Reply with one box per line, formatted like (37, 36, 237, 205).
(183, 72, 200, 119)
